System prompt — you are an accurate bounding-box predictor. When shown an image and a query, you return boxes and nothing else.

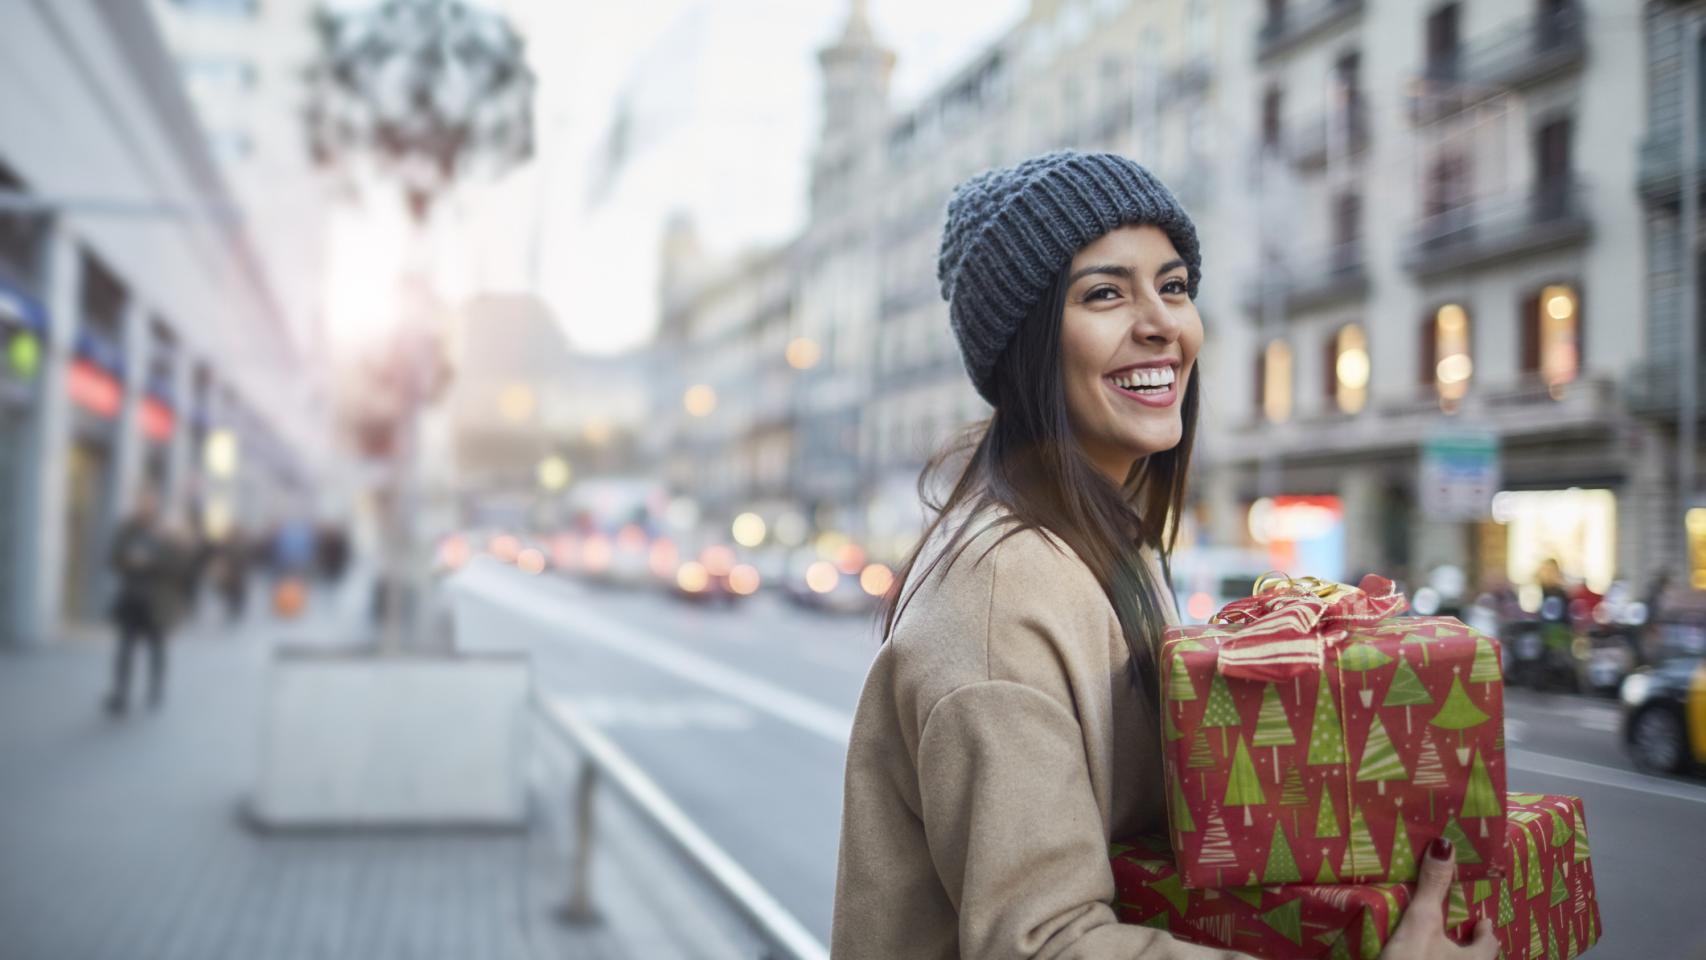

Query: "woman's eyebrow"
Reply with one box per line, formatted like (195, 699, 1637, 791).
(1154, 257, 1187, 279)
(1066, 263, 1133, 286)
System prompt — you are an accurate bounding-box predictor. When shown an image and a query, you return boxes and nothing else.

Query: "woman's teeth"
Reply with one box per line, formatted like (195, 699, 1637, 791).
(1110, 367, 1176, 392)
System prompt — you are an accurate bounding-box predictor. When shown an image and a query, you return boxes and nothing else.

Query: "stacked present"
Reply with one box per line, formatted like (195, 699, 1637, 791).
(1113, 574, 1602, 958)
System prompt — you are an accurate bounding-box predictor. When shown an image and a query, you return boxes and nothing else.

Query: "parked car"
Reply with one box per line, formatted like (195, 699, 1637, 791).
(1620, 621, 1706, 775)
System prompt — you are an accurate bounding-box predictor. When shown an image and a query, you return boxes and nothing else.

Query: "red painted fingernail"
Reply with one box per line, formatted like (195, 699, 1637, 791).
(1428, 837, 1453, 861)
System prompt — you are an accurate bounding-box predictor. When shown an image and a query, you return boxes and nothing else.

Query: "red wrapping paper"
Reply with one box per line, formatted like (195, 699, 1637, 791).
(1161, 585, 1506, 887)
(1112, 794, 1601, 959)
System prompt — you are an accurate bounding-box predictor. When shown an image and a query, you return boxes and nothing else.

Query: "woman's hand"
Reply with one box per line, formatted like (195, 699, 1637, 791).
(1378, 837, 1500, 960)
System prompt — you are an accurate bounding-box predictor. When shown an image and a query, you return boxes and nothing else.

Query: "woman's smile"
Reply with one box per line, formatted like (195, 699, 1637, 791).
(1104, 360, 1181, 408)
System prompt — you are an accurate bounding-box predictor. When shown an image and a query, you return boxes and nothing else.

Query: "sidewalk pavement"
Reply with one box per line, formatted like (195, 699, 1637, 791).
(0, 585, 764, 960)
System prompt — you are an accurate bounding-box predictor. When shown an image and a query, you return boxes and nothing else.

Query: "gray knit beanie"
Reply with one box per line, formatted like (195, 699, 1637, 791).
(937, 150, 1201, 406)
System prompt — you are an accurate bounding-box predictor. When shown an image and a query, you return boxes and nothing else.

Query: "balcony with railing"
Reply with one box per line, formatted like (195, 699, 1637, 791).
(1243, 238, 1368, 315)
(1638, 128, 1706, 205)
(1256, 0, 1365, 63)
(1401, 180, 1592, 279)
(1289, 103, 1369, 170)
(1409, 4, 1584, 123)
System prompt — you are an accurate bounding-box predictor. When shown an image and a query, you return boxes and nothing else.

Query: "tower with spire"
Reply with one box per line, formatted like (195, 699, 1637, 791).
(810, 0, 895, 217)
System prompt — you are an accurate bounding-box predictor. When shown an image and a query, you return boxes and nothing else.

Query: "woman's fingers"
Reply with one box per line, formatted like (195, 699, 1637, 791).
(1412, 836, 1457, 918)
(1466, 917, 1500, 959)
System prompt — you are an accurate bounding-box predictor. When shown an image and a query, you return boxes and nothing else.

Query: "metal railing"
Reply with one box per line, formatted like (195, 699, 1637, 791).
(1288, 104, 1369, 169)
(1401, 180, 1592, 278)
(535, 692, 831, 960)
(1409, 5, 1584, 122)
(1256, 0, 1364, 62)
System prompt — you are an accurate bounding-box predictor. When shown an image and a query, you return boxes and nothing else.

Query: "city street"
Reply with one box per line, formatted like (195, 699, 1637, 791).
(453, 558, 1706, 960)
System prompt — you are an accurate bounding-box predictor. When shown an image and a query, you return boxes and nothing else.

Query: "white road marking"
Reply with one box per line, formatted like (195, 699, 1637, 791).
(1504, 719, 1526, 743)
(1506, 748, 1706, 806)
(571, 695, 757, 732)
(453, 564, 856, 745)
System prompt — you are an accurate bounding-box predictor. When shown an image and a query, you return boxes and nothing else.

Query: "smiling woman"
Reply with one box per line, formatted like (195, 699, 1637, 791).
(832, 150, 1495, 960)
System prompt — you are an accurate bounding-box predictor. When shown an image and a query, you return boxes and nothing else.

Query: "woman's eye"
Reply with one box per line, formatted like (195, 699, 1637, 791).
(1161, 278, 1188, 295)
(1086, 286, 1120, 302)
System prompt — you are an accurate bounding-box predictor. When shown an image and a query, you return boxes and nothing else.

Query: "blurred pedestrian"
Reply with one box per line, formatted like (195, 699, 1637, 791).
(103, 489, 180, 715)
(213, 530, 249, 624)
(832, 152, 1495, 959)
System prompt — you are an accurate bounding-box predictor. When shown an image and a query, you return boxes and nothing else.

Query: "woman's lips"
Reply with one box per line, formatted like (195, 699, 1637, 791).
(1106, 377, 1178, 408)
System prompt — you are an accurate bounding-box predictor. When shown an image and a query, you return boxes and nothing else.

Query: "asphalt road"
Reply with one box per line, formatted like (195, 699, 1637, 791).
(450, 558, 1706, 959)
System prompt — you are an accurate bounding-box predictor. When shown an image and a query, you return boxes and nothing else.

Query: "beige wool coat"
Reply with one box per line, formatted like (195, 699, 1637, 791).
(831, 515, 1255, 960)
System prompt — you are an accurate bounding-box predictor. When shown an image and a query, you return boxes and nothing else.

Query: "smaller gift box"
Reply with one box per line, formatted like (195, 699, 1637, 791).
(1112, 793, 1601, 959)
(1161, 574, 1507, 887)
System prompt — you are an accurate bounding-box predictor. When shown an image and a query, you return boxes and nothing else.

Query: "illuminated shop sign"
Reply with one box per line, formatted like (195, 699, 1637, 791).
(67, 358, 121, 418)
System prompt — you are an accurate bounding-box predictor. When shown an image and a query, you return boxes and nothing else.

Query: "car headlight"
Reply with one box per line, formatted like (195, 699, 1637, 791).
(1620, 672, 1652, 707)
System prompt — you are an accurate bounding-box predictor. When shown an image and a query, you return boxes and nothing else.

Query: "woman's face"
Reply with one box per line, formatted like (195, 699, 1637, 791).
(1058, 224, 1202, 483)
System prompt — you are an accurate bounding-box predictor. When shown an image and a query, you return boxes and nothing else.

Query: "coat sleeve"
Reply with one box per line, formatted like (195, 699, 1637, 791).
(916, 680, 1254, 960)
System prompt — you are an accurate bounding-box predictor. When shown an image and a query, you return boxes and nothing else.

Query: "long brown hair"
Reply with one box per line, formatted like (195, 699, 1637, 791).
(878, 258, 1199, 697)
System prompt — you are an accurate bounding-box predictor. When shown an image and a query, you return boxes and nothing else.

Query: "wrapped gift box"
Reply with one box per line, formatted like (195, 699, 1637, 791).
(1161, 575, 1506, 887)
(1113, 794, 1600, 959)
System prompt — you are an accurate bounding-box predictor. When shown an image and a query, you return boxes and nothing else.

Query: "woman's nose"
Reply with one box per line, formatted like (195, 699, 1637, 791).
(1127, 296, 1182, 343)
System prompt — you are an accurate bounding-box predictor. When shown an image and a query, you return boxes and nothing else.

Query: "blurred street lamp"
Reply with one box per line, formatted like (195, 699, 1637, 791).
(203, 429, 240, 479)
(498, 382, 536, 423)
(536, 454, 571, 491)
(731, 512, 767, 547)
(683, 384, 717, 417)
(785, 337, 822, 371)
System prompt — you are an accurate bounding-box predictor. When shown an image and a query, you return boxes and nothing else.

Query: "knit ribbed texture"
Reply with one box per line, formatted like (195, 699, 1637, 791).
(936, 151, 1202, 406)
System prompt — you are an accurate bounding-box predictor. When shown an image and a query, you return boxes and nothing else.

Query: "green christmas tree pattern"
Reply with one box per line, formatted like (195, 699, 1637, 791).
(1446, 882, 1472, 928)
(1412, 728, 1449, 820)
(1224, 734, 1268, 826)
(1263, 821, 1301, 884)
(1460, 750, 1501, 838)
(1278, 762, 1308, 834)
(1147, 872, 1189, 915)
(1548, 923, 1561, 960)
(1548, 808, 1573, 848)
(1528, 905, 1544, 956)
(1401, 630, 1440, 667)
(1429, 668, 1490, 750)
(1549, 864, 1569, 907)
(1496, 877, 1516, 927)
(1186, 728, 1214, 802)
(1261, 898, 1303, 946)
(1572, 804, 1590, 863)
(1163, 698, 1184, 742)
(1308, 677, 1348, 766)
(1341, 803, 1383, 879)
(1196, 806, 1239, 884)
(1337, 640, 1394, 708)
(1382, 657, 1435, 734)
(1169, 774, 1196, 834)
(1469, 634, 1502, 684)
(1316, 849, 1339, 884)
(1359, 909, 1382, 960)
(1252, 682, 1296, 773)
(1316, 788, 1341, 839)
(1201, 672, 1242, 755)
(1389, 812, 1418, 882)
(1525, 830, 1546, 899)
(1355, 714, 1409, 795)
(1442, 817, 1481, 865)
(1167, 653, 1198, 702)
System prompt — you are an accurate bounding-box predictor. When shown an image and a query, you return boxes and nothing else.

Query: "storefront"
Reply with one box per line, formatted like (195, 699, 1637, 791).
(1245, 494, 1349, 582)
(1485, 487, 1617, 594)
(0, 279, 46, 642)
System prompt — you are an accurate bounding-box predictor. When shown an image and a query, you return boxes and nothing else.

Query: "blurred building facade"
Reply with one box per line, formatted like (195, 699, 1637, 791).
(651, 0, 1678, 598)
(0, 0, 322, 645)
(148, 0, 330, 365)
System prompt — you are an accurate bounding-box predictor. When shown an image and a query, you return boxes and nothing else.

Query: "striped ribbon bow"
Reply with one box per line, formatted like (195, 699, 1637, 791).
(1210, 573, 1408, 681)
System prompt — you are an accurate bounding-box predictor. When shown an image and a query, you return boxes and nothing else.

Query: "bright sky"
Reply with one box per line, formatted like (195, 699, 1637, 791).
(323, 0, 1028, 354)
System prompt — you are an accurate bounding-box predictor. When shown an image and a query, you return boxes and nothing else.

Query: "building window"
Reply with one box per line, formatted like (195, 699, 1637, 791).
(1421, 303, 1472, 408)
(1329, 323, 1369, 414)
(1261, 86, 1284, 148)
(1522, 283, 1581, 397)
(1259, 339, 1293, 423)
(1425, 2, 1461, 79)
(1534, 115, 1573, 217)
